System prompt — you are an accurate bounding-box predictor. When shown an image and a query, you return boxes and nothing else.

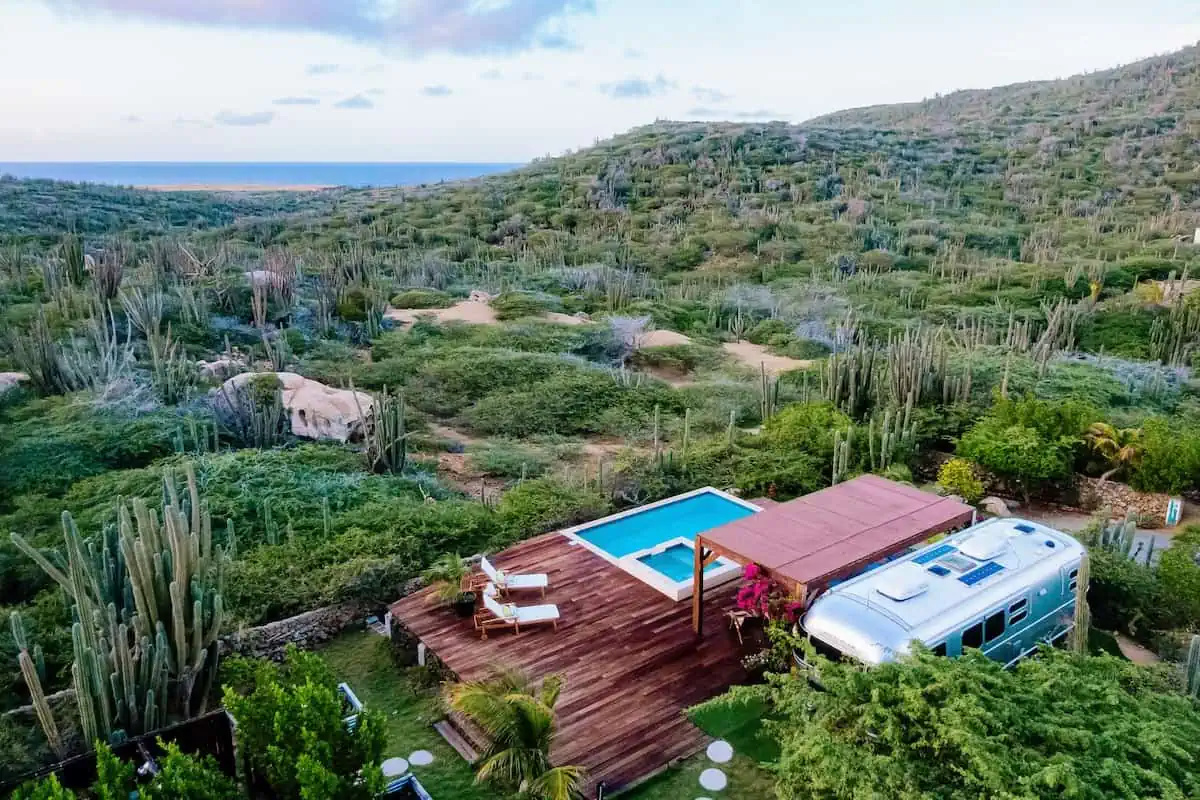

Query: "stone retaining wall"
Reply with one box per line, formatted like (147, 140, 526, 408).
(1078, 477, 1173, 527)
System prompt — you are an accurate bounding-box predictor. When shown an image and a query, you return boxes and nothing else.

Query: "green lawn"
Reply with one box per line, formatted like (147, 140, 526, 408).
(318, 629, 779, 800)
(317, 630, 507, 800)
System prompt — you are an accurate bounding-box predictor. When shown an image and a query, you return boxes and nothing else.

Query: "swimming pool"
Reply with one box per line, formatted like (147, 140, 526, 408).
(565, 488, 759, 600)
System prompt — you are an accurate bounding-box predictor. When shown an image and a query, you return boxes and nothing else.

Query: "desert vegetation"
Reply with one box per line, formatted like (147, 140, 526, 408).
(3, 43, 1200, 798)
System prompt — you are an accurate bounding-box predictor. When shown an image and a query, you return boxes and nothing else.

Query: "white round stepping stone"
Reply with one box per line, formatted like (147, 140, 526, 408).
(381, 757, 409, 777)
(408, 750, 434, 766)
(706, 739, 734, 764)
(699, 768, 727, 792)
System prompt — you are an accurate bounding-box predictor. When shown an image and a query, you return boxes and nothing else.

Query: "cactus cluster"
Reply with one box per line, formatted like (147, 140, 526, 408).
(10, 464, 232, 749)
(1185, 635, 1200, 698)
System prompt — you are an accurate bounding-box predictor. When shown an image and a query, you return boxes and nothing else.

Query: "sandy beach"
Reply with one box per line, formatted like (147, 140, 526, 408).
(136, 184, 336, 193)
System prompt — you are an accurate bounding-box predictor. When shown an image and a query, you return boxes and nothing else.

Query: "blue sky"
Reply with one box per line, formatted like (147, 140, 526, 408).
(1, 0, 1198, 162)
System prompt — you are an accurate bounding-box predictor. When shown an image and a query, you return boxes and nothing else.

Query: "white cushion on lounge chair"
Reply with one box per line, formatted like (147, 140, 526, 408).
(503, 573, 549, 590)
(482, 591, 558, 625)
(481, 556, 549, 591)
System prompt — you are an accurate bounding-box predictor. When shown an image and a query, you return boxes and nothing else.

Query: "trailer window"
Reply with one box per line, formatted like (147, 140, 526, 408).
(1008, 598, 1028, 625)
(984, 611, 1006, 642)
(962, 621, 983, 650)
(931, 642, 947, 657)
(1068, 568, 1079, 592)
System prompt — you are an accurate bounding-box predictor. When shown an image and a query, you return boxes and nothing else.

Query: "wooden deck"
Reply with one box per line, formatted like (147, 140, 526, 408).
(390, 533, 749, 794)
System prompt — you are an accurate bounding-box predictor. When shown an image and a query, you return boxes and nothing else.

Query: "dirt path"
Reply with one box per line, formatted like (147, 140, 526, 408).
(722, 341, 814, 375)
(1114, 633, 1161, 665)
(638, 330, 696, 348)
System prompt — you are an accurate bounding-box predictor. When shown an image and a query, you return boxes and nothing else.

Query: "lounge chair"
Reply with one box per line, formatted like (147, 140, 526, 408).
(474, 586, 560, 639)
(473, 555, 549, 598)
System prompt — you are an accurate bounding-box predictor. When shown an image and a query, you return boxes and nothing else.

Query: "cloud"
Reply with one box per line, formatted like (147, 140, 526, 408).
(537, 31, 579, 50)
(173, 116, 211, 128)
(691, 86, 730, 104)
(685, 107, 789, 121)
(213, 110, 276, 126)
(305, 63, 341, 75)
(120, 114, 141, 123)
(734, 109, 788, 120)
(601, 74, 676, 99)
(273, 96, 321, 105)
(421, 85, 453, 97)
(334, 94, 374, 109)
(48, 0, 596, 55)
(481, 68, 503, 80)
(521, 72, 543, 81)
(367, 88, 386, 96)
(623, 47, 643, 58)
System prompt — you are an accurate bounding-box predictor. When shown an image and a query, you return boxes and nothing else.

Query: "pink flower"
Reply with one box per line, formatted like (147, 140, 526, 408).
(744, 564, 761, 580)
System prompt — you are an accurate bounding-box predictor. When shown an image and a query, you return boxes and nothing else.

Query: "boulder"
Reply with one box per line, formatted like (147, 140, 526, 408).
(216, 372, 373, 443)
(981, 496, 1012, 518)
(468, 289, 494, 303)
(198, 357, 245, 381)
(0, 372, 28, 395)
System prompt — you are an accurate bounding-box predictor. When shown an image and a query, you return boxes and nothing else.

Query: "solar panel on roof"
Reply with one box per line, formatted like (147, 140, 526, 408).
(927, 565, 951, 577)
(913, 543, 955, 564)
(959, 561, 1005, 586)
(1015, 523, 1035, 533)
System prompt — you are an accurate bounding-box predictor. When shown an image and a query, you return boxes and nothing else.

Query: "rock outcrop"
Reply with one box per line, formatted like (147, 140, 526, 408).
(216, 372, 373, 442)
(0, 372, 28, 395)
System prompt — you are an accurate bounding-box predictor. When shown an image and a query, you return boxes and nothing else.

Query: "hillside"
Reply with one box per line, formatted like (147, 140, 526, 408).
(3, 43, 1200, 798)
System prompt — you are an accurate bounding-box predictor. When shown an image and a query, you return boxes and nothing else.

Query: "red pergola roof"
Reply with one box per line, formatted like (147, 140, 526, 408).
(698, 475, 973, 591)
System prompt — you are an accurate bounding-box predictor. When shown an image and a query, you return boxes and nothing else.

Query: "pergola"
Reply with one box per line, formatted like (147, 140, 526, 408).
(692, 474, 974, 635)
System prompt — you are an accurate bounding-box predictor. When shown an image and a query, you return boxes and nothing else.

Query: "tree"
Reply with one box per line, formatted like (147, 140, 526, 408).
(958, 395, 1087, 501)
(752, 647, 1200, 799)
(1085, 422, 1142, 481)
(445, 668, 586, 800)
(140, 742, 239, 800)
(936, 457, 985, 504)
(222, 646, 386, 800)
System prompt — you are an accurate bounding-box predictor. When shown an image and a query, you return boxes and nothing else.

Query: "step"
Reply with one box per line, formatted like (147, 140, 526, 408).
(434, 720, 480, 763)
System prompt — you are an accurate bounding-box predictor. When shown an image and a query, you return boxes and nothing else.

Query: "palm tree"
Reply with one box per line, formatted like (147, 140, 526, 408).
(445, 668, 586, 800)
(1085, 422, 1143, 482)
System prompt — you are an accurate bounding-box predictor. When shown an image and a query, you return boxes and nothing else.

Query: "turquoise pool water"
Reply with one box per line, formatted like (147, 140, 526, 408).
(638, 544, 722, 582)
(576, 491, 757, 563)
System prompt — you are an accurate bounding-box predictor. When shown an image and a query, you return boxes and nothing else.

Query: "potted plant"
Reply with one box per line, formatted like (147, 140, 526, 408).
(423, 553, 477, 617)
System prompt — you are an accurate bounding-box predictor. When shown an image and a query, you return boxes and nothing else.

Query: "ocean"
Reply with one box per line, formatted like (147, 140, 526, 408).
(0, 162, 521, 188)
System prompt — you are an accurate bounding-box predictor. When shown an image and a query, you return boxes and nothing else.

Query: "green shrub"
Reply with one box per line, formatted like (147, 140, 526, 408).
(468, 440, 555, 479)
(497, 477, 610, 537)
(490, 291, 553, 320)
(223, 647, 387, 800)
(763, 402, 853, 461)
(390, 288, 453, 309)
(937, 458, 984, 504)
(1129, 417, 1200, 494)
(629, 344, 721, 373)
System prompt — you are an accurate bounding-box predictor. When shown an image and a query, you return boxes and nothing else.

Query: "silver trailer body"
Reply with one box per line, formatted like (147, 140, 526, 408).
(803, 517, 1084, 666)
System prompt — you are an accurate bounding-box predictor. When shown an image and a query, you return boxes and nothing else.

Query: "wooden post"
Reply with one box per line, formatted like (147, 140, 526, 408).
(692, 537, 706, 636)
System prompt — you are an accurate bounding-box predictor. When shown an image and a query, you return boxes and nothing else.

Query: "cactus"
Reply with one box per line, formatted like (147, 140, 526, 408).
(1070, 553, 1091, 655)
(11, 612, 65, 759)
(362, 387, 409, 474)
(1185, 635, 1200, 698)
(1096, 511, 1139, 559)
(62, 233, 86, 285)
(832, 428, 853, 485)
(10, 463, 230, 748)
(759, 363, 778, 423)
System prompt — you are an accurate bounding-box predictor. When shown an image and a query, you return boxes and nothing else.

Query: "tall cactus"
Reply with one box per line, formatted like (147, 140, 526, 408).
(832, 428, 853, 485)
(10, 612, 65, 759)
(11, 463, 230, 749)
(360, 387, 408, 474)
(1070, 553, 1091, 655)
(1185, 635, 1200, 698)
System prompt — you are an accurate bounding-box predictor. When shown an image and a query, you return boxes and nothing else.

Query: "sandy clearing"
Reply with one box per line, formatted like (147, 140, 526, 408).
(722, 341, 814, 374)
(386, 300, 595, 327)
(385, 299, 498, 325)
(541, 311, 590, 325)
(638, 330, 696, 348)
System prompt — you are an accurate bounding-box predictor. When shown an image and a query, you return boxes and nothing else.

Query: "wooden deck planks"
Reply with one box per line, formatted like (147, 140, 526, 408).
(390, 533, 749, 793)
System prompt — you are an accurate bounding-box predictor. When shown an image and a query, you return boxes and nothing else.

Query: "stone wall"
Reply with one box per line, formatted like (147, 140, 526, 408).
(1078, 477, 1174, 527)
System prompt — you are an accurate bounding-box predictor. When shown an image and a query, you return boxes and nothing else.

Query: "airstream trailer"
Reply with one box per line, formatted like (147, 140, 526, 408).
(802, 518, 1084, 666)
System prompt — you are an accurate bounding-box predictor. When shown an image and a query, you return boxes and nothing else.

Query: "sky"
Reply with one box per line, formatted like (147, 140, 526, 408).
(1, 0, 1198, 162)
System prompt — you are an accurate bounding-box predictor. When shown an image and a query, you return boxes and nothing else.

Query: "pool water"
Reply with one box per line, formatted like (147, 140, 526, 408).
(575, 492, 756, 559)
(638, 544, 722, 582)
